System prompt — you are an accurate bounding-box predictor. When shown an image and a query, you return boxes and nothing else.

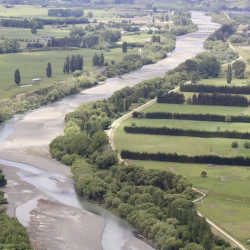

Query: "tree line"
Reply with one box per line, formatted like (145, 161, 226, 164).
(180, 84, 250, 95)
(1, 18, 44, 29)
(132, 111, 250, 123)
(121, 150, 250, 166)
(124, 125, 250, 140)
(34, 17, 89, 25)
(0, 39, 20, 54)
(48, 8, 84, 18)
(190, 93, 248, 107)
(63, 55, 83, 73)
(49, 30, 121, 48)
(49, 35, 99, 48)
(157, 92, 185, 104)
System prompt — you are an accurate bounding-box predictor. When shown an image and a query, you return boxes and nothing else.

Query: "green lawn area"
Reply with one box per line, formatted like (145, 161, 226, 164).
(0, 48, 135, 99)
(143, 103, 250, 116)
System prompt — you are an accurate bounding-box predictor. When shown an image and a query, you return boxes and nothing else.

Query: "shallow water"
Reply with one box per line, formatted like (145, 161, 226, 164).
(0, 11, 220, 250)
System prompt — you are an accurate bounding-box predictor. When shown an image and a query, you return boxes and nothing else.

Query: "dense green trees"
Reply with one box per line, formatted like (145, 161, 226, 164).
(191, 93, 248, 107)
(122, 41, 127, 53)
(157, 92, 185, 104)
(180, 84, 250, 95)
(31, 26, 37, 34)
(70, 27, 85, 37)
(48, 9, 83, 18)
(232, 60, 246, 79)
(34, 17, 89, 25)
(46, 62, 52, 78)
(121, 149, 250, 166)
(198, 57, 221, 78)
(92, 53, 105, 67)
(0, 39, 20, 54)
(1, 18, 44, 29)
(63, 55, 83, 73)
(14, 69, 21, 85)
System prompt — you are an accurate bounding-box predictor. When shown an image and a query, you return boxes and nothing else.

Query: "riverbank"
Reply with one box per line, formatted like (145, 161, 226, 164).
(0, 11, 221, 250)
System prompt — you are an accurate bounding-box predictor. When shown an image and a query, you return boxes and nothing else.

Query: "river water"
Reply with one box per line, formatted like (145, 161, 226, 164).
(0, 12, 220, 250)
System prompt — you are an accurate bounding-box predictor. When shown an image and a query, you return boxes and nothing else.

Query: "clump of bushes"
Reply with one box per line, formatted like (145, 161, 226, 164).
(231, 141, 238, 148)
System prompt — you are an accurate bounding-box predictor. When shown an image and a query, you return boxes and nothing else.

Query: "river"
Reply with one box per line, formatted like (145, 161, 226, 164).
(0, 12, 220, 250)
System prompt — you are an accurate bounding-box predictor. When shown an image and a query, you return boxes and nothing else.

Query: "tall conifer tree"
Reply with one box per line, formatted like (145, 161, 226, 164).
(14, 69, 21, 85)
(46, 62, 52, 78)
(227, 64, 232, 84)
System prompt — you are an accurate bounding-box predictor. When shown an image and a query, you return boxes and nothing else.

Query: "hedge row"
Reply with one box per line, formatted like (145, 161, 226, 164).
(132, 112, 250, 123)
(157, 92, 185, 104)
(180, 84, 250, 95)
(124, 126, 250, 139)
(192, 93, 248, 107)
(121, 150, 250, 166)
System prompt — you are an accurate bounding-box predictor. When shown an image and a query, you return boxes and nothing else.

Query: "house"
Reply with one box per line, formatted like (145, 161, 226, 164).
(41, 36, 52, 43)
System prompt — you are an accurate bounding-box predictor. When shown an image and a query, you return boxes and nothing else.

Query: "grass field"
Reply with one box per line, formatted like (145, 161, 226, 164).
(0, 5, 150, 22)
(120, 117, 250, 132)
(0, 26, 70, 40)
(115, 128, 250, 157)
(143, 103, 250, 115)
(0, 48, 136, 99)
(121, 33, 159, 43)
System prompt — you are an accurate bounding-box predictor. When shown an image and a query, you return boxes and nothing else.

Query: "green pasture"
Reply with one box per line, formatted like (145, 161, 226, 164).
(121, 33, 160, 43)
(0, 5, 49, 18)
(198, 194, 250, 248)
(121, 117, 250, 132)
(143, 103, 250, 116)
(115, 127, 250, 157)
(0, 26, 70, 40)
(0, 47, 135, 99)
(0, 5, 150, 22)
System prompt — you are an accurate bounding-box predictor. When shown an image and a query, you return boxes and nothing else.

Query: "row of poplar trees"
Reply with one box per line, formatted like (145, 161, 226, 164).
(63, 55, 83, 73)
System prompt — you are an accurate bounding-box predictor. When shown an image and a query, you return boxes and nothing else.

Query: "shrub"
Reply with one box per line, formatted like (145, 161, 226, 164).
(201, 171, 207, 177)
(244, 141, 250, 148)
(231, 141, 238, 148)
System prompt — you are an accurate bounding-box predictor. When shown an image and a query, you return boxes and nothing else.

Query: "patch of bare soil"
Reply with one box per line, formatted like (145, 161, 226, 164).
(169, 167, 178, 172)
(224, 211, 231, 216)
